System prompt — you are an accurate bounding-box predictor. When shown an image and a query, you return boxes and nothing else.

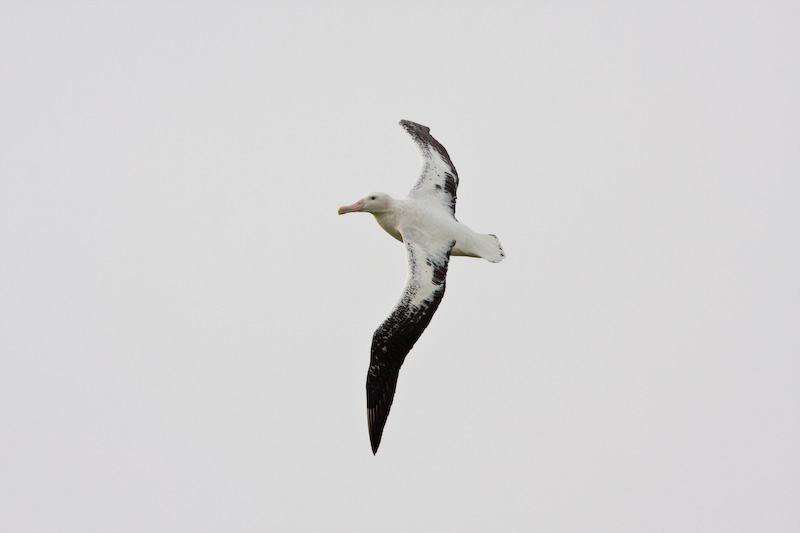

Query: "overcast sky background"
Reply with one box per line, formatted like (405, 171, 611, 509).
(2, 2, 799, 531)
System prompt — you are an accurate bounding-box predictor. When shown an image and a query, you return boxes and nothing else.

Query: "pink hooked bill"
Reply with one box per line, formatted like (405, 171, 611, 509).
(338, 198, 365, 215)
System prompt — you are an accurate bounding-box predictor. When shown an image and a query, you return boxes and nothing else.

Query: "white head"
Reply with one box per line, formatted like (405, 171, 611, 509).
(338, 192, 393, 215)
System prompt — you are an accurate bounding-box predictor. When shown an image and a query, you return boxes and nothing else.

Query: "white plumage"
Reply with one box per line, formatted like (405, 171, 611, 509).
(338, 120, 505, 454)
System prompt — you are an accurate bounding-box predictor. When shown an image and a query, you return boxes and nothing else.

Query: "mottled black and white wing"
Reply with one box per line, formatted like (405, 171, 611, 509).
(366, 235, 456, 454)
(399, 120, 459, 216)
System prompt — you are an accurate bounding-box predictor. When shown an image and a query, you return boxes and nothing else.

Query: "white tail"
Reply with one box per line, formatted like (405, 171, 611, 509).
(452, 232, 505, 262)
(481, 234, 505, 263)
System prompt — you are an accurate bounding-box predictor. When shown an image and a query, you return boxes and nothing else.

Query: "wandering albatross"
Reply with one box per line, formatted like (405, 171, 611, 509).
(338, 120, 505, 454)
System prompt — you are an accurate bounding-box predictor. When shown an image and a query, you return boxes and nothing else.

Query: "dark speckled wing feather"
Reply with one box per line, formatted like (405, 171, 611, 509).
(366, 235, 456, 454)
(399, 120, 459, 216)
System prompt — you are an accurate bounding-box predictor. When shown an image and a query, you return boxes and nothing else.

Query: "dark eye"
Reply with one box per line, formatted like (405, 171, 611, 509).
(369, 196, 377, 200)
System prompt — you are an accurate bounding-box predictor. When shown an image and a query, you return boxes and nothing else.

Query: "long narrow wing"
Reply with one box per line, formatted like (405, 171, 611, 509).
(366, 235, 456, 454)
(399, 120, 459, 216)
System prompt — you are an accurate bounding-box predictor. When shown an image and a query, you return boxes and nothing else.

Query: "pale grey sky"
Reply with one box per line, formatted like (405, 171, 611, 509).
(1, 2, 799, 531)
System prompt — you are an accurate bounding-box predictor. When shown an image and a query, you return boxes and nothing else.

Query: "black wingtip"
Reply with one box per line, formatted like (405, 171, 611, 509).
(399, 119, 430, 133)
(367, 364, 401, 456)
(367, 405, 388, 455)
(397, 120, 456, 178)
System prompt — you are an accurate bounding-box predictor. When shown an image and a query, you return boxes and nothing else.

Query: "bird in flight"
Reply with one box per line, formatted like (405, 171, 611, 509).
(338, 120, 505, 454)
